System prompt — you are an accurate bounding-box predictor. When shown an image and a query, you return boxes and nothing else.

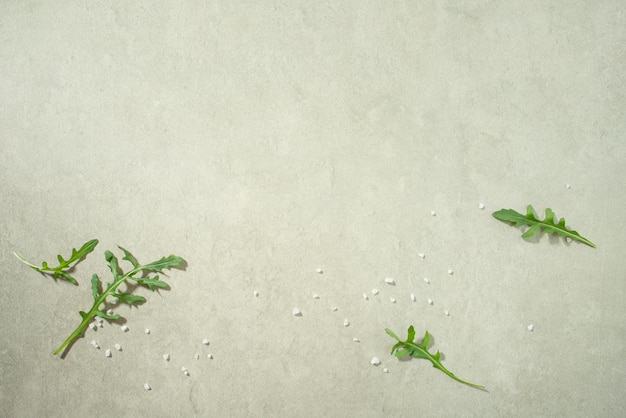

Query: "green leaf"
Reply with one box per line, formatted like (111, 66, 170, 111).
(113, 293, 147, 304)
(90, 274, 101, 300)
(94, 310, 121, 320)
(386, 325, 485, 390)
(493, 204, 595, 247)
(13, 239, 99, 284)
(134, 276, 169, 291)
(104, 250, 122, 280)
(118, 245, 139, 268)
(139, 255, 184, 274)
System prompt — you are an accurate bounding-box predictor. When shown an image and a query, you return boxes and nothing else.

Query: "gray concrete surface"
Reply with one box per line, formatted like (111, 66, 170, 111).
(1, 1, 624, 417)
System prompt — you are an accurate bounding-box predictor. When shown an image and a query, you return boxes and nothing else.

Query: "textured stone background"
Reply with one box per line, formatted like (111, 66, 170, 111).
(1, 1, 624, 417)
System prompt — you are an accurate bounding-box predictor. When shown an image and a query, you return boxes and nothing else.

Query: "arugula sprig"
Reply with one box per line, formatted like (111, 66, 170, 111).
(386, 325, 485, 390)
(54, 245, 184, 355)
(14, 239, 99, 285)
(492, 204, 595, 247)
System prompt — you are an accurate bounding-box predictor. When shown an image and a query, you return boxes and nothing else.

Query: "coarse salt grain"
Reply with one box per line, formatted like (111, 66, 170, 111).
(527, 324, 534, 331)
(371, 288, 379, 295)
(410, 293, 416, 302)
(163, 354, 170, 361)
(292, 308, 302, 316)
(353, 338, 360, 343)
(371, 357, 381, 365)
(313, 293, 320, 299)
(254, 290, 259, 297)
(144, 383, 151, 391)
(195, 353, 200, 360)
(389, 297, 396, 303)
(384, 277, 395, 285)
(182, 367, 189, 376)
(105, 349, 111, 358)
(424, 278, 430, 284)
(89, 323, 96, 331)
(363, 293, 369, 300)
(417, 253, 425, 258)
(121, 325, 128, 332)
(331, 306, 338, 311)
(106, 309, 114, 316)
(431, 211, 436, 216)
(114, 343, 122, 351)
(444, 310, 450, 316)
(207, 354, 213, 359)
(478, 203, 485, 210)
(566, 184, 571, 189)
(145, 328, 150, 334)
(428, 298, 433, 305)
(383, 368, 389, 373)
(447, 269, 453, 275)
(343, 319, 350, 327)
(315, 268, 323, 274)
(91, 340, 99, 349)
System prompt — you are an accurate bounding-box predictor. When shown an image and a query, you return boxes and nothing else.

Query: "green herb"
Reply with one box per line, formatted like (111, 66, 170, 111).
(492, 204, 595, 247)
(385, 325, 485, 390)
(52, 245, 184, 355)
(14, 239, 99, 285)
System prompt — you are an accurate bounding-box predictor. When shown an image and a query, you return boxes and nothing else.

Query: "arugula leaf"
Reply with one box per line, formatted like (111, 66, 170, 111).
(51, 245, 185, 355)
(492, 205, 595, 247)
(14, 239, 99, 285)
(385, 325, 485, 390)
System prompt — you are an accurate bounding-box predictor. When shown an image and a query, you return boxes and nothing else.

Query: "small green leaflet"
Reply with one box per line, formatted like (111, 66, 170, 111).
(385, 325, 485, 390)
(492, 205, 595, 247)
(14, 239, 99, 285)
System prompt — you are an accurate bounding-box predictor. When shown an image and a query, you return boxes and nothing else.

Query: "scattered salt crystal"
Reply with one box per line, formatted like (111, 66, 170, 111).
(114, 343, 122, 351)
(444, 310, 450, 316)
(371, 288, 379, 295)
(95, 317, 103, 323)
(121, 325, 128, 332)
(478, 203, 485, 210)
(384, 277, 395, 285)
(353, 338, 360, 343)
(292, 308, 302, 316)
(97, 321, 103, 328)
(194, 353, 200, 360)
(427, 298, 433, 305)
(389, 297, 396, 303)
(91, 340, 99, 349)
(363, 293, 369, 300)
(566, 184, 571, 189)
(312, 293, 320, 299)
(254, 290, 259, 297)
(383, 368, 389, 373)
(182, 367, 189, 376)
(106, 309, 114, 316)
(144, 383, 151, 391)
(202, 339, 210, 346)
(527, 324, 534, 331)
(417, 252, 425, 258)
(565, 237, 572, 243)
(207, 354, 213, 359)
(343, 319, 350, 327)
(105, 349, 112, 358)
(89, 323, 96, 331)
(331, 306, 338, 311)
(430, 211, 436, 216)
(315, 268, 323, 274)
(145, 328, 150, 334)
(424, 278, 430, 284)
(163, 353, 170, 361)
(447, 269, 453, 275)
(410, 293, 416, 302)
(371, 357, 381, 365)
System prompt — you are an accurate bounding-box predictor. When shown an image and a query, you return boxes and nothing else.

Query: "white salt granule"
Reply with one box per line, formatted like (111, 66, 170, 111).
(315, 268, 323, 274)
(363, 293, 369, 300)
(384, 277, 395, 285)
(430, 211, 436, 216)
(527, 324, 534, 331)
(144, 383, 151, 391)
(383, 368, 389, 373)
(292, 308, 302, 316)
(182, 367, 189, 376)
(194, 353, 200, 360)
(105, 349, 111, 358)
(91, 340, 99, 349)
(254, 290, 259, 297)
(417, 252, 425, 259)
(331, 306, 338, 311)
(478, 203, 485, 210)
(371, 288, 379, 295)
(207, 354, 213, 359)
(444, 310, 450, 316)
(202, 338, 210, 346)
(566, 184, 571, 189)
(163, 353, 170, 361)
(89, 323, 96, 331)
(389, 297, 396, 303)
(410, 293, 416, 302)
(353, 338, 360, 343)
(106, 309, 114, 316)
(424, 278, 430, 284)
(121, 325, 129, 332)
(145, 328, 150, 334)
(114, 343, 122, 351)
(371, 357, 381, 365)
(343, 319, 350, 327)
(447, 269, 454, 275)
(427, 298, 433, 305)
(312, 293, 320, 299)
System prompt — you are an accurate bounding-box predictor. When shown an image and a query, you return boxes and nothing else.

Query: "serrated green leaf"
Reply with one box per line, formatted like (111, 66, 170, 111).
(385, 328, 401, 341)
(493, 204, 595, 247)
(14, 239, 99, 284)
(105, 250, 122, 280)
(118, 245, 139, 268)
(94, 310, 121, 320)
(113, 293, 146, 304)
(386, 325, 485, 390)
(139, 255, 184, 274)
(135, 276, 168, 291)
